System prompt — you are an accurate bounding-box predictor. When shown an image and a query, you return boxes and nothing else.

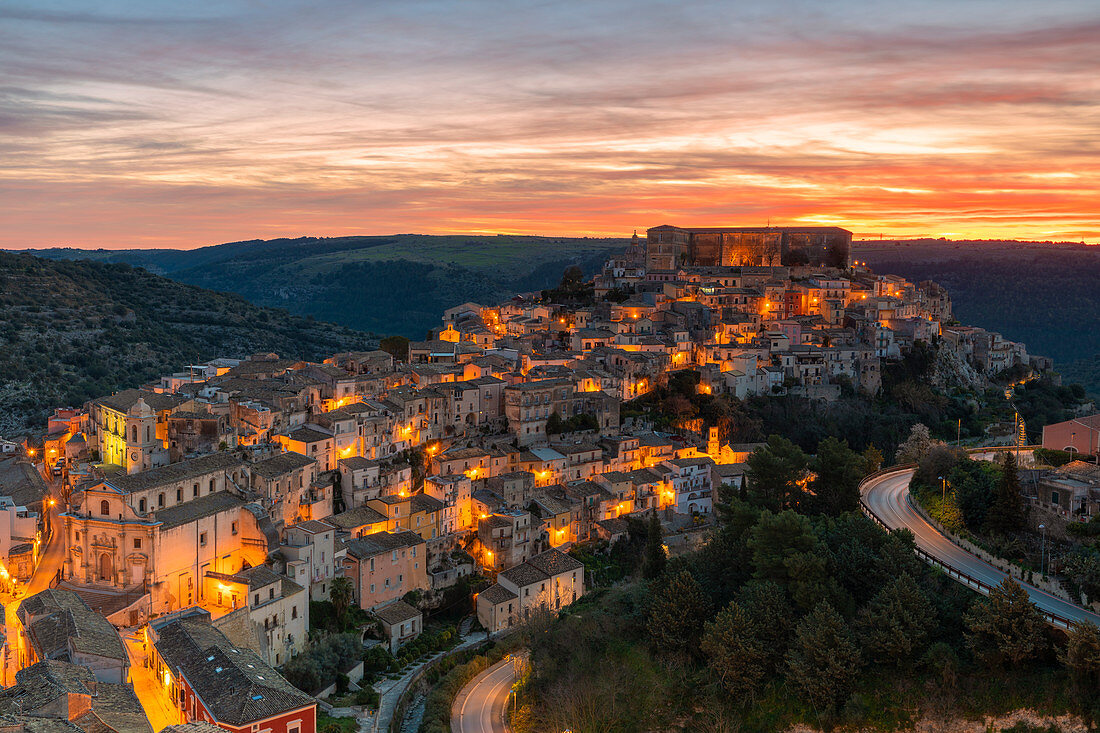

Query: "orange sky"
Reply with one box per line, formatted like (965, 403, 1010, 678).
(2, 1, 1098, 249)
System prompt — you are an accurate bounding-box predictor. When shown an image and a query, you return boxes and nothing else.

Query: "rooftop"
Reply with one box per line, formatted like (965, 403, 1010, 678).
(154, 619, 314, 725)
(105, 453, 243, 494)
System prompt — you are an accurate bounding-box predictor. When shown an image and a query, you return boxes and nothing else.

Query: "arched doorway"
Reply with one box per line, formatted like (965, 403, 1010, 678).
(99, 553, 113, 582)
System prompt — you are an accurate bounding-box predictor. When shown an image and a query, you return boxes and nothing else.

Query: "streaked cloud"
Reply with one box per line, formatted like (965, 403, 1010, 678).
(1, 0, 1098, 248)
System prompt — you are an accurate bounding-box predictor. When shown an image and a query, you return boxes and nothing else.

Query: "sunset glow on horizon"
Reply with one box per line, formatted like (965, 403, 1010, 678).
(2, 0, 1099, 250)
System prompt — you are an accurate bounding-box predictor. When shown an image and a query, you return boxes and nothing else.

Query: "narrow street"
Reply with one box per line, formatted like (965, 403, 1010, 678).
(3, 485, 66, 684)
(124, 632, 177, 732)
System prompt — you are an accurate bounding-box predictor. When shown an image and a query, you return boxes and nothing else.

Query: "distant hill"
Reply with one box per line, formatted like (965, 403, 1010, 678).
(854, 239, 1100, 396)
(0, 252, 376, 435)
(25, 235, 630, 338)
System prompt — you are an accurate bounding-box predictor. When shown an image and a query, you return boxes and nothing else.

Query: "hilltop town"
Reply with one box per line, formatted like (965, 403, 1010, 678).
(0, 225, 1060, 733)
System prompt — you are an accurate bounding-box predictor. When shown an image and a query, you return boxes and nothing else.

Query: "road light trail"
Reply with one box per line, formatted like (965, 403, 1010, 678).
(862, 468, 1100, 627)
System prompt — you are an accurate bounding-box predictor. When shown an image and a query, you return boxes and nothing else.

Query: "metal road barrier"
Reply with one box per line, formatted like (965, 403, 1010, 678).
(857, 452, 1075, 631)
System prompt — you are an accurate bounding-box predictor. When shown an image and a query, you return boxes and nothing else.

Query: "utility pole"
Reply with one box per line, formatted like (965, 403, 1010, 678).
(1039, 524, 1047, 578)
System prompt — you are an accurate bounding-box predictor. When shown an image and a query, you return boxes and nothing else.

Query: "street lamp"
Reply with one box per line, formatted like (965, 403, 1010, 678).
(1039, 524, 1047, 578)
(938, 476, 946, 503)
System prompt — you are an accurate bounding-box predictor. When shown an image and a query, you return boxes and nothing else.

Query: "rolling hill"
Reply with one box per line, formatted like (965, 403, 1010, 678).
(853, 239, 1100, 396)
(27, 235, 629, 338)
(0, 252, 376, 435)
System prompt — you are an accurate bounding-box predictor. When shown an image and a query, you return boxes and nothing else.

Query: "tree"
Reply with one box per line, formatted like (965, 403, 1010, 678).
(545, 411, 564, 435)
(785, 602, 862, 713)
(855, 573, 934, 667)
(810, 436, 864, 515)
(646, 569, 713, 658)
(1060, 621, 1100, 694)
(949, 459, 998, 531)
(984, 451, 1025, 534)
(560, 265, 584, 291)
(330, 577, 354, 626)
(642, 512, 666, 580)
(379, 335, 410, 361)
(737, 580, 795, 674)
(964, 577, 1048, 668)
(895, 423, 936, 464)
(701, 602, 766, 698)
(861, 445, 884, 474)
(746, 435, 809, 511)
(747, 510, 819, 585)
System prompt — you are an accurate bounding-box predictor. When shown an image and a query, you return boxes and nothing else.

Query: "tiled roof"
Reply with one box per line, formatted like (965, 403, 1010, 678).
(344, 531, 424, 559)
(249, 452, 315, 479)
(288, 519, 333, 535)
(154, 619, 314, 726)
(153, 491, 244, 530)
(105, 453, 243, 494)
(18, 589, 127, 664)
(478, 584, 516, 605)
(410, 493, 444, 513)
(325, 505, 387, 530)
(284, 426, 331, 443)
(0, 661, 152, 733)
(372, 600, 421, 626)
(95, 389, 187, 413)
(338, 456, 379, 470)
(527, 549, 584, 577)
(498, 563, 545, 588)
(0, 458, 48, 508)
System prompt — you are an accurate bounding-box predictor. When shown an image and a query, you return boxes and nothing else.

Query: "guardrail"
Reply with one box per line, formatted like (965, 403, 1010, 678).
(857, 452, 1075, 632)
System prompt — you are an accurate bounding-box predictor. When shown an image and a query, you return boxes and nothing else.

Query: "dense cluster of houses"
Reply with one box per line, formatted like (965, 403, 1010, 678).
(0, 225, 1057, 733)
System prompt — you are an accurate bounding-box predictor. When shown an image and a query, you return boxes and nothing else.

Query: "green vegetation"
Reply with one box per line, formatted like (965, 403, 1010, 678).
(418, 635, 524, 733)
(517, 481, 1092, 731)
(855, 238, 1100, 396)
(0, 252, 375, 433)
(317, 713, 357, 733)
(282, 633, 362, 694)
(31, 234, 627, 339)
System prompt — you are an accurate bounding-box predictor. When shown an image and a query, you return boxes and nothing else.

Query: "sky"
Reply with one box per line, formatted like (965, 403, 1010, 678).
(2, 0, 1098, 249)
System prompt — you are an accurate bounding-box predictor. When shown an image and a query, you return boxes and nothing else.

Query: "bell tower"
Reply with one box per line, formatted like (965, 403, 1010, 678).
(125, 398, 160, 474)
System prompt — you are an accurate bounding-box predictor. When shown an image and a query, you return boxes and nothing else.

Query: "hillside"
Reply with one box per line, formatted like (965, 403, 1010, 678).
(854, 239, 1100, 395)
(0, 252, 376, 435)
(25, 235, 629, 337)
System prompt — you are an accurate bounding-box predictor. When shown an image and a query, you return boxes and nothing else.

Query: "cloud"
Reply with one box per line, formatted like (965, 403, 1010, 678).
(1, 0, 1098, 247)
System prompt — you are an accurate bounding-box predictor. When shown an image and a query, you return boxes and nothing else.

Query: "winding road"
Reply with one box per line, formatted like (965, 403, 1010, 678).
(451, 655, 519, 733)
(861, 467, 1100, 627)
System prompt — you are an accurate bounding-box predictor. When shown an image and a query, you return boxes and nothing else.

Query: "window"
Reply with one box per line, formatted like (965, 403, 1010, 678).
(100, 500, 110, 515)
(209, 478, 216, 493)
(138, 498, 146, 512)
(231, 521, 238, 535)
(75, 530, 81, 541)
(291, 606, 297, 619)
(370, 583, 375, 594)
(134, 538, 142, 549)
(254, 593, 260, 605)
(158, 493, 165, 507)
(131, 425, 138, 443)
(193, 483, 199, 497)
(176, 488, 182, 502)
(199, 532, 208, 547)
(269, 588, 275, 600)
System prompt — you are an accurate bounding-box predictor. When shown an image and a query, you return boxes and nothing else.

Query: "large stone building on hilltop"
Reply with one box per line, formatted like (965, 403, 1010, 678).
(645, 225, 851, 270)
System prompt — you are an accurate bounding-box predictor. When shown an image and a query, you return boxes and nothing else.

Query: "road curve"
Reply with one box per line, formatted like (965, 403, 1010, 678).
(452, 655, 516, 733)
(862, 468, 1100, 627)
